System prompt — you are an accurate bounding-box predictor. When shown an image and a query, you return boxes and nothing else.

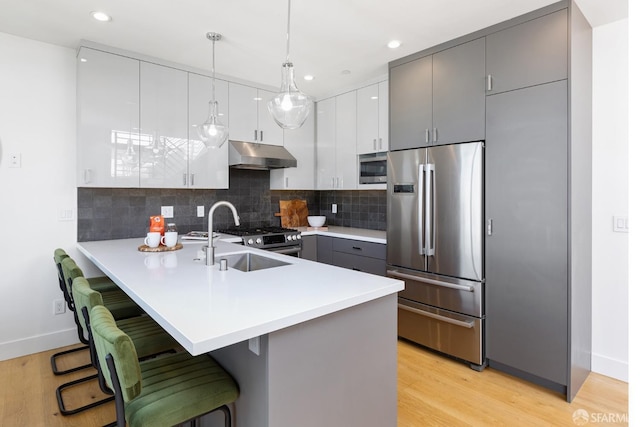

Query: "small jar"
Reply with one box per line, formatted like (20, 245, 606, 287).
(166, 223, 178, 233)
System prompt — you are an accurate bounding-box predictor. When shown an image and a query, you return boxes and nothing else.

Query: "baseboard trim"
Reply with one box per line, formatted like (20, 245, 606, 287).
(591, 352, 628, 382)
(0, 328, 80, 361)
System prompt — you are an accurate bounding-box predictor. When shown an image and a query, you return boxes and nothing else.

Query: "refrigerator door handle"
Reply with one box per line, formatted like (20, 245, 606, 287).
(418, 164, 426, 255)
(387, 270, 475, 292)
(398, 304, 475, 328)
(425, 163, 435, 256)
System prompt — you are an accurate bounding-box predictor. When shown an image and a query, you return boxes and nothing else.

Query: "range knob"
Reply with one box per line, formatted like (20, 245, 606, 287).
(247, 239, 254, 245)
(256, 238, 262, 245)
(287, 235, 292, 241)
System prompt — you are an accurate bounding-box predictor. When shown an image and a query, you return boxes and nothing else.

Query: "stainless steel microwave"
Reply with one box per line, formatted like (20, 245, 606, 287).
(359, 152, 387, 184)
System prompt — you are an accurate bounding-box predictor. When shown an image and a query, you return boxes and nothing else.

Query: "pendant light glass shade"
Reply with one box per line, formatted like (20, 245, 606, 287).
(268, 62, 312, 129)
(198, 100, 228, 148)
(198, 32, 228, 148)
(268, 0, 311, 129)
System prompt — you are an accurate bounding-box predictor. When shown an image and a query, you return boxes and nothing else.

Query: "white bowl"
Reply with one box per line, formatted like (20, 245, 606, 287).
(307, 216, 326, 227)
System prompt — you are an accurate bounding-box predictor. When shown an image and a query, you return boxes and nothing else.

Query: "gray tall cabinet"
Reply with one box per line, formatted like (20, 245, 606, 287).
(388, 0, 592, 401)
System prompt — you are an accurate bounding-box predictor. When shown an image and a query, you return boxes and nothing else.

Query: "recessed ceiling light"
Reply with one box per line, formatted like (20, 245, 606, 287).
(371, 96, 378, 100)
(341, 70, 351, 75)
(387, 40, 401, 49)
(80, 58, 88, 63)
(303, 75, 314, 81)
(91, 11, 112, 22)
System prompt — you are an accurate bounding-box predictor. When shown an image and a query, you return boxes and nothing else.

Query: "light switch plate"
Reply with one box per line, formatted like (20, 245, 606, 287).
(332, 203, 338, 214)
(613, 215, 628, 233)
(161, 206, 174, 218)
(197, 206, 205, 217)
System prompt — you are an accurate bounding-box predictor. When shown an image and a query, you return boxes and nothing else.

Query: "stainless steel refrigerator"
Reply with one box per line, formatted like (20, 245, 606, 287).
(387, 141, 485, 369)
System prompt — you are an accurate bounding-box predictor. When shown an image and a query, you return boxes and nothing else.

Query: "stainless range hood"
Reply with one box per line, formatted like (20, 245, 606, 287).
(228, 140, 297, 170)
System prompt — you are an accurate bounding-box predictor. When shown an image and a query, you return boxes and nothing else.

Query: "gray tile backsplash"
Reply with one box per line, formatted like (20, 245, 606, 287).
(78, 169, 386, 241)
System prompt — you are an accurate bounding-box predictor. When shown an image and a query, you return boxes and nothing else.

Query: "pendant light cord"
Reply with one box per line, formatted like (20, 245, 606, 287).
(211, 36, 216, 101)
(285, 0, 291, 63)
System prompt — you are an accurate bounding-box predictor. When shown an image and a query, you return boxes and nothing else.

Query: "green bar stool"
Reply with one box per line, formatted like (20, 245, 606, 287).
(90, 304, 239, 427)
(51, 249, 92, 376)
(52, 256, 142, 415)
(57, 277, 180, 416)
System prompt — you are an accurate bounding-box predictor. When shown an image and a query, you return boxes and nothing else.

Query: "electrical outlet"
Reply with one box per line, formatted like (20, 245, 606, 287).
(54, 299, 66, 315)
(332, 203, 338, 214)
(197, 206, 205, 217)
(161, 206, 174, 218)
(9, 153, 21, 168)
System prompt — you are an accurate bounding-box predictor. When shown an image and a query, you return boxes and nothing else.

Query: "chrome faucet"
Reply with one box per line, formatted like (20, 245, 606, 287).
(206, 201, 240, 266)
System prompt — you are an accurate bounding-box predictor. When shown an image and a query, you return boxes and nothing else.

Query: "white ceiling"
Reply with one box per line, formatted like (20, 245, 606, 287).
(0, 0, 627, 99)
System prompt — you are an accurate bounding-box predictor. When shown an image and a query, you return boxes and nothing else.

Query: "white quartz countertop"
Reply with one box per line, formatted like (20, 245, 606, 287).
(77, 238, 402, 355)
(298, 226, 386, 244)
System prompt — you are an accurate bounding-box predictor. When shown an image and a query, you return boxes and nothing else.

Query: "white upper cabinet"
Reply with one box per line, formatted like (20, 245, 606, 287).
(335, 92, 358, 190)
(356, 81, 389, 154)
(270, 103, 316, 190)
(316, 98, 336, 190)
(228, 83, 284, 145)
(316, 93, 358, 190)
(139, 62, 188, 188)
(77, 47, 140, 187)
(188, 73, 229, 189)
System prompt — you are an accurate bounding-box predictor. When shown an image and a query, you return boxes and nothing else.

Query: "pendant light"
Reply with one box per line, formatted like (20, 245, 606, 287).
(268, 0, 312, 130)
(198, 32, 228, 148)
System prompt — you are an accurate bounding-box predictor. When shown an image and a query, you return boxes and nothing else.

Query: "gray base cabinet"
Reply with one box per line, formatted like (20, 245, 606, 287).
(314, 236, 386, 276)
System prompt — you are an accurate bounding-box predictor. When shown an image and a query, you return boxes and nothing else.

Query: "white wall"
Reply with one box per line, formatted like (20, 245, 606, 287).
(0, 33, 81, 360)
(591, 18, 629, 381)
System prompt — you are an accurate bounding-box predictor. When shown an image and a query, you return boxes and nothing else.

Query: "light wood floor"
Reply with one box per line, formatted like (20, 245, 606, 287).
(0, 340, 628, 426)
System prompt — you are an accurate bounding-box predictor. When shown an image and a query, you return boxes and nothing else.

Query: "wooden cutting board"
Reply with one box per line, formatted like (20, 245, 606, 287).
(275, 199, 309, 228)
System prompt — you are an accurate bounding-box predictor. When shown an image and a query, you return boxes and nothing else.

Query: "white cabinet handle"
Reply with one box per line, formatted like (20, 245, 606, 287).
(260, 130, 264, 141)
(84, 169, 92, 184)
(191, 173, 195, 186)
(373, 138, 376, 150)
(487, 74, 493, 91)
(183, 173, 187, 186)
(254, 130, 258, 142)
(433, 128, 438, 143)
(285, 176, 289, 188)
(425, 129, 430, 143)
(487, 219, 493, 236)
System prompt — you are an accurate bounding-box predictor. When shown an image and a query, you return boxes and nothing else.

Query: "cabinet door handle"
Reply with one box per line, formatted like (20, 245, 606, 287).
(433, 128, 438, 143)
(487, 219, 493, 236)
(378, 138, 382, 150)
(190, 173, 195, 186)
(487, 74, 493, 91)
(183, 173, 187, 186)
(285, 176, 289, 188)
(373, 138, 376, 150)
(260, 130, 264, 141)
(254, 130, 258, 141)
(352, 246, 362, 251)
(425, 129, 430, 143)
(84, 169, 92, 184)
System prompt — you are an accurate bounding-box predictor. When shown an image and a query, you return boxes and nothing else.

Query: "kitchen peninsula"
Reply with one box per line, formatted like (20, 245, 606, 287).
(78, 238, 403, 427)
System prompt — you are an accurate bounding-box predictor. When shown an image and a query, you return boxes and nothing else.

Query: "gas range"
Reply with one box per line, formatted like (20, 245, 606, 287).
(216, 225, 302, 255)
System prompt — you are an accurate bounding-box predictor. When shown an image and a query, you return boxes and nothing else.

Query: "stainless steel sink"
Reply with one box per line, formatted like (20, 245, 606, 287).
(216, 252, 291, 272)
